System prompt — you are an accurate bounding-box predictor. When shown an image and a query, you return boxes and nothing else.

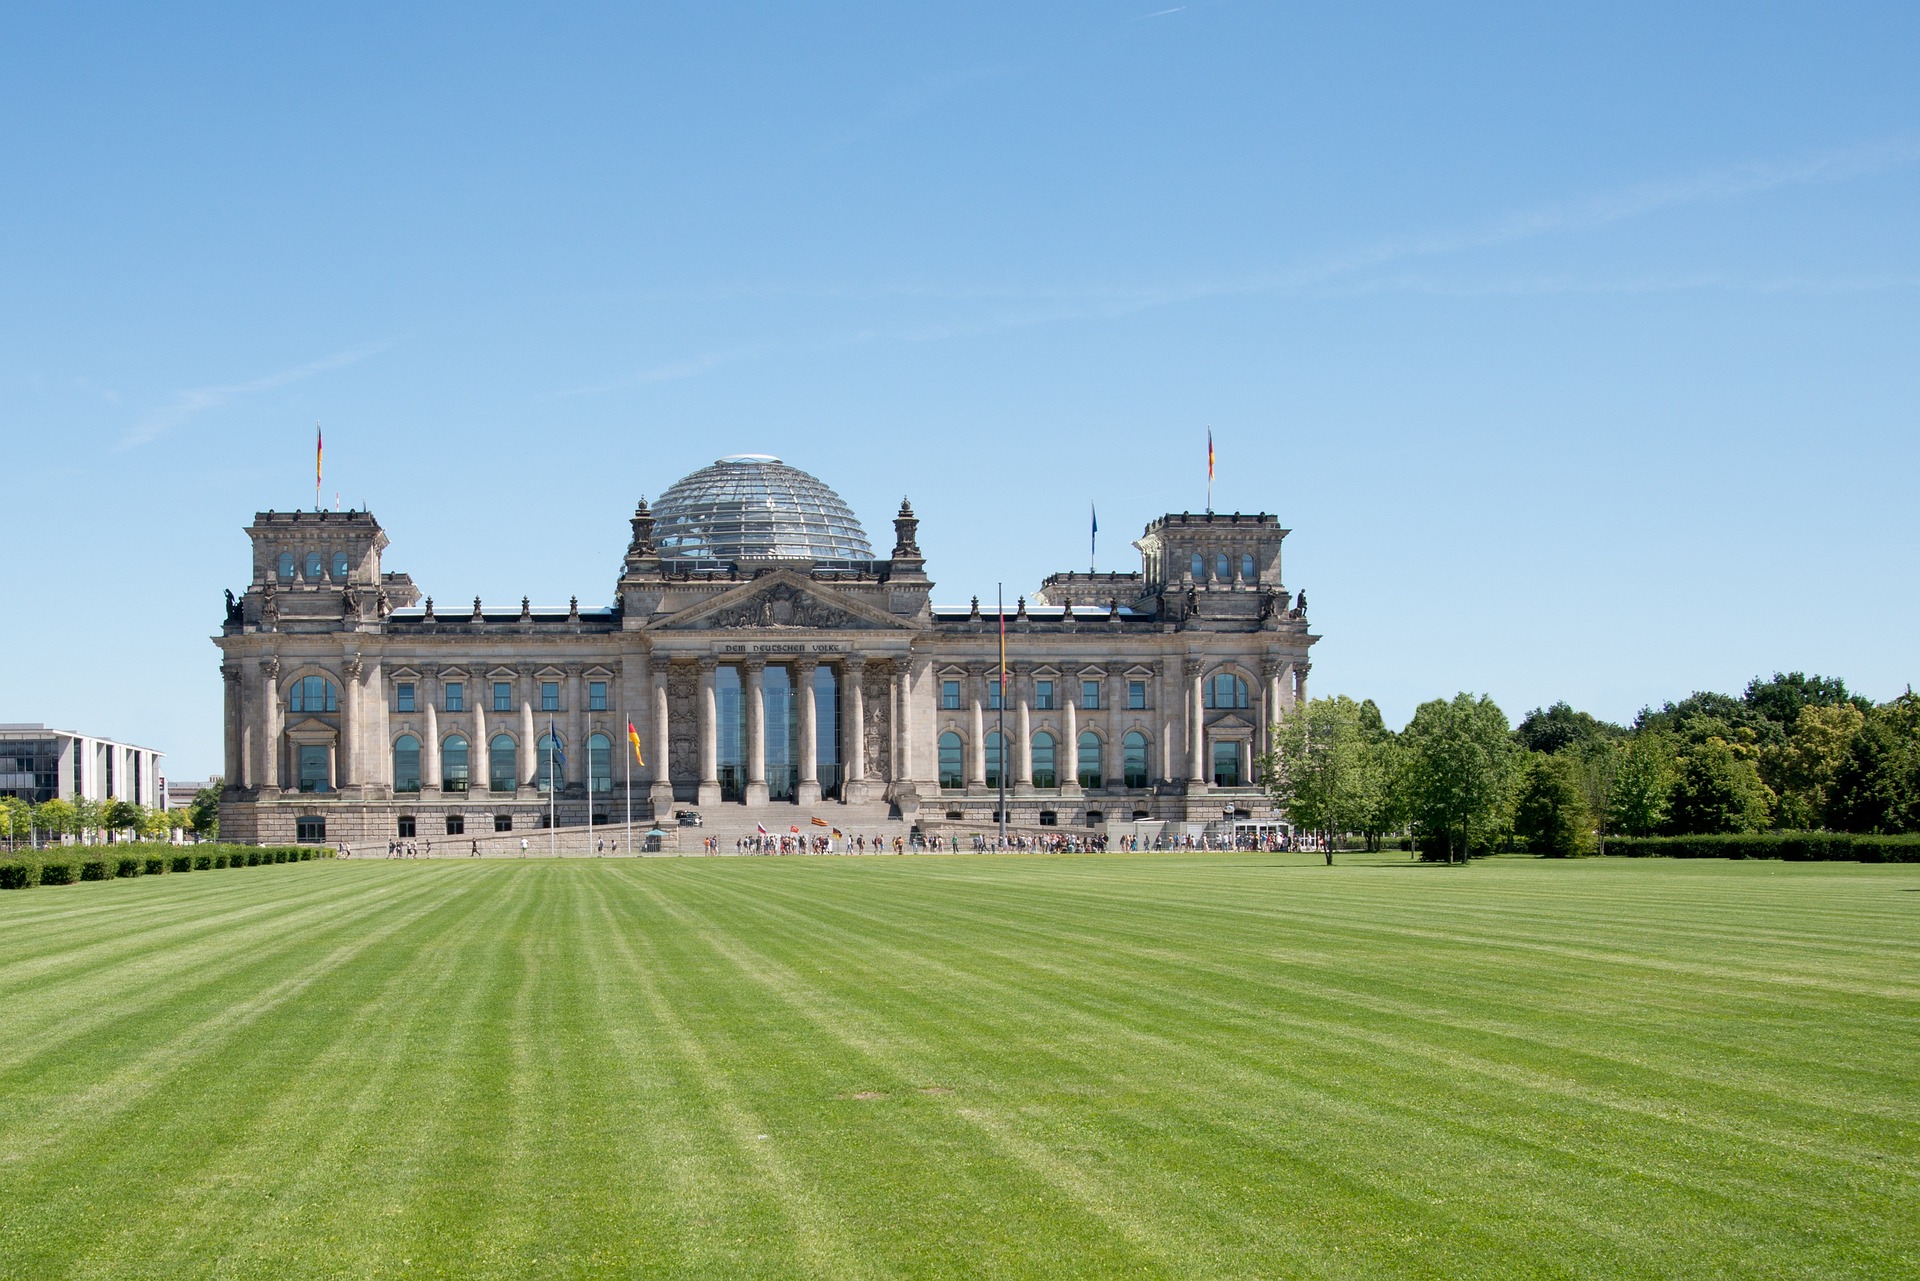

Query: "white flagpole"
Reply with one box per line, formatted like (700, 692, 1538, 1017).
(548, 719, 557, 859)
(624, 716, 632, 856)
(585, 712, 593, 855)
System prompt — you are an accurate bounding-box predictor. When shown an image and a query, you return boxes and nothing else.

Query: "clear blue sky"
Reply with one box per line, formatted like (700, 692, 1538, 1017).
(5, 3, 1917, 781)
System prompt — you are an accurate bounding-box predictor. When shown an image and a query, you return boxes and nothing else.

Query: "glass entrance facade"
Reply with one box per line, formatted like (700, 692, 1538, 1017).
(712, 662, 842, 803)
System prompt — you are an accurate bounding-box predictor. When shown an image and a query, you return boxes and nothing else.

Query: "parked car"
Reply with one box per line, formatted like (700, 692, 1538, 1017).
(674, 809, 703, 827)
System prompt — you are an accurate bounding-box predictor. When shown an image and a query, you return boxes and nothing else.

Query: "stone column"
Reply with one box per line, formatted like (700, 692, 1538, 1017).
(744, 658, 768, 806)
(843, 658, 868, 804)
(519, 698, 537, 790)
(650, 666, 673, 809)
(967, 663, 986, 788)
(260, 657, 281, 793)
(1015, 667, 1032, 792)
(1160, 655, 1180, 788)
(1294, 664, 1309, 708)
(340, 657, 362, 788)
(474, 702, 489, 797)
(326, 742, 337, 792)
(424, 701, 442, 795)
(222, 664, 241, 785)
(1188, 662, 1207, 784)
(796, 658, 820, 806)
(565, 665, 585, 789)
(1062, 692, 1082, 795)
(697, 658, 721, 807)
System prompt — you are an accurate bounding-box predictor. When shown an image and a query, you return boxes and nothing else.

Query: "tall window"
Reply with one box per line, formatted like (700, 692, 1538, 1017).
(393, 735, 421, 792)
(331, 552, 350, 580)
(1216, 552, 1230, 581)
(276, 552, 294, 581)
(1191, 553, 1205, 581)
(541, 682, 559, 712)
(442, 735, 469, 791)
(536, 733, 562, 791)
(491, 735, 518, 793)
(985, 731, 1005, 789)
(1078, 732, 1102, 789)
(1035, 681, 1054, 711)
(1031, 732, 1057, 788)
(1241, 553, 1255, 581)
(1123, 732, 1149, 788)
(988, 679, 1002, 711)
(304, 551, 323, 580)
(588, 733, 611, 793)
(289, 675, 338, 713)
(444, 682, 465, 712)
(1203, 673, 1249, 709)
(297, 744, 330, 793)
(942, 680, 960, 710)
(1081, 680, 1100, 710)
(493, 682, 513, 712)
(815, 665, 841, 800)
(938, 732, 964, 789)
(589, 681, 607, 711)
(395, 682, 415, 713)
(1213, 740, 1242, 787)
(1127, 680, 1147, 710)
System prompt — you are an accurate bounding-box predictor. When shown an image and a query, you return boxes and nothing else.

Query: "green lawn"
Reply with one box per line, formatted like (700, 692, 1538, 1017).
(0, 853, 1914, 1279)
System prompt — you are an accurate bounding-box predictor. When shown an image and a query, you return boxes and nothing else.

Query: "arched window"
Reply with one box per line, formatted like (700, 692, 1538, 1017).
(289, 675, 338, 713)
(491, 735, 519, 793)
(331, 551, 349, 580)
(1216, 552, 1230, 581)
(588, 733, 612, 793)
(985, 731, 1005, 789)
(442, 735, 469, 792)
(1077, 731, 1102, 789)
(393, 735, 421, 793)
(1213, 740, 1242, 787)
(276, 552, 294, 581)
(1190, 552, 1206, 581)
(535, 733, 562, 791)
(1032, 731, 1057, 789)
(304, 551, 323, 580)
(1123, 731, 1150, 788)
(938, 732, 964, 789)
(1203, 672, 1249, 709)
(1240, 552, 1255, 581)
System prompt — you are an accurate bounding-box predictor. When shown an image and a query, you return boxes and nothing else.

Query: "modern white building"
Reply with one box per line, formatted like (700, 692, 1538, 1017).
(0, 725, 167, 809)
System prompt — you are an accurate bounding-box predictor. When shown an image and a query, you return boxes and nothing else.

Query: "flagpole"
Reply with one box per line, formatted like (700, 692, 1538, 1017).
(997, 582, 1007, 848)
(548, 719, 557, 859)
(585, 713, 593, 855)
(624, 715, 632, 857)
(315, 422, 323, 513)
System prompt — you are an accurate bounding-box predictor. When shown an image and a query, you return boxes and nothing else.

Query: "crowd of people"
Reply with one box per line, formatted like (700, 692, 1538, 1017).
(346, 826, 1304, 859)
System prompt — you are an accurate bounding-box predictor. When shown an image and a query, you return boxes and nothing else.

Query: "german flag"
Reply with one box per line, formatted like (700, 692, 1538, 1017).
(626, 719, 645, 766)
(810, 816, 828, 827)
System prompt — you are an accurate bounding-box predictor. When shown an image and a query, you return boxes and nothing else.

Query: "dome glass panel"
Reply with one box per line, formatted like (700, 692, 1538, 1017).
(652, 454, 874, 562)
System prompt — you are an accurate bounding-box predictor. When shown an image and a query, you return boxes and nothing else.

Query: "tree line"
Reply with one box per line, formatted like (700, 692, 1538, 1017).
(1257, 673, 1919, 860)
(0, 786, 223, 849)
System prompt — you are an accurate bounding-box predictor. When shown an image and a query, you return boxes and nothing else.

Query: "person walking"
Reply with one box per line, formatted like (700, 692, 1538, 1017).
(520, 837, 528, 857)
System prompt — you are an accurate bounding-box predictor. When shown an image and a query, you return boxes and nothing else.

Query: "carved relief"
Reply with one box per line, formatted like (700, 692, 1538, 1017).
(666, 662, 697, 783)
(696, 582, 870, 630)
(862, 663, 892, 782)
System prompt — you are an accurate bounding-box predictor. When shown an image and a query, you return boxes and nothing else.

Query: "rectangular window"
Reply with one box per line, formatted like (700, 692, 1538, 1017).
(1035, 681, 1054, 711)
(541, 682, 559, 712)
(988, 680, 1002, 711)
(295, 816, 326, 843)
(942, 680, 961, 711)
(445, 815, 465, 836)
(589, 681, 607, 711)
(493, 682, 513, 712)
(444, 682, 464, 712)
(1128, 680, 1147, 710)
(297, 744, 331, 793)
(495, 814, 513, 832)
(1081, 680, 1100, 710)
(396, 682, 415, 713)
(397, 816, 416, 838)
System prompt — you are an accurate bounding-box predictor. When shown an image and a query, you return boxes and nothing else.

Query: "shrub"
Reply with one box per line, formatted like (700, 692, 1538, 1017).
(170, 855, 193, 873)
(194, 854, 212, 870)
(275, 849, 290, 864)
(115, 856, 143, 878)
(39, 857, 77, 885)
(144, 857, 167, 875)
(0, 859, 36, 890)
(81, 856, 111, 881)
(246, 851, 262, 867)
(1610, 832, 1920, 862)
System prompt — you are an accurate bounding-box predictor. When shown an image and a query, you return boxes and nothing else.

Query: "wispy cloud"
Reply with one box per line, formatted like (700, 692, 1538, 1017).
(118, 341, 394, 450)
(1134, 6, 1187, 20)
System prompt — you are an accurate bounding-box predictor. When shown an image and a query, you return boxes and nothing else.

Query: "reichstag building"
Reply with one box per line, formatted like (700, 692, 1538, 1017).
(215, 454, 1317, 844)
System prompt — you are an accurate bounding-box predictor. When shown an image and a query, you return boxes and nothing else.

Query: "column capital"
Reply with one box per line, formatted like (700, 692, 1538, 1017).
(744, 656, 766, 676)
(343, 657, 364, 682)
(966, 661, 988, 678)
(794, 655, 819, 675)
(844, 655, 867, 675)
(259, 655, 279, 678)
(697, 656, 718, 674)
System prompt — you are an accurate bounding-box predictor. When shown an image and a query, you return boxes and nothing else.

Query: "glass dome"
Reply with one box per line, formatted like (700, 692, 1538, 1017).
(652, 454, 875, 562)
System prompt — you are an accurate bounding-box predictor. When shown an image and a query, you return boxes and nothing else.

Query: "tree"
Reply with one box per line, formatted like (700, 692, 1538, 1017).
(1742, 671, 1871, 728)
(34, 798, 76, 844)
(1260, 696, 1371, 861)
(1515, 702, 1623, 755)
(1609, 732, 1675, 836)
(1513, 753, 1592, 856)
(0, 796, 30, 848)
(1666, 738, 1773, 835)
(103, 799, 142, 843)
(1767, 703, 1865, 830)
(1827, 691, 1920, 834)
(188, 786, 222, 839)
(1402, 693, 1519, 863)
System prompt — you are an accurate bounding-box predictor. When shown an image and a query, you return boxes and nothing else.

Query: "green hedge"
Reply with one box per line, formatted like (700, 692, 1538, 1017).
(0, 843, 320, 891)
(1609, 832, 1920, 862)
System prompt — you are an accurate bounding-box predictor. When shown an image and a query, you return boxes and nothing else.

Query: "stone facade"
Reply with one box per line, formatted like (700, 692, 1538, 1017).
(215, 474, 1317, 845)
